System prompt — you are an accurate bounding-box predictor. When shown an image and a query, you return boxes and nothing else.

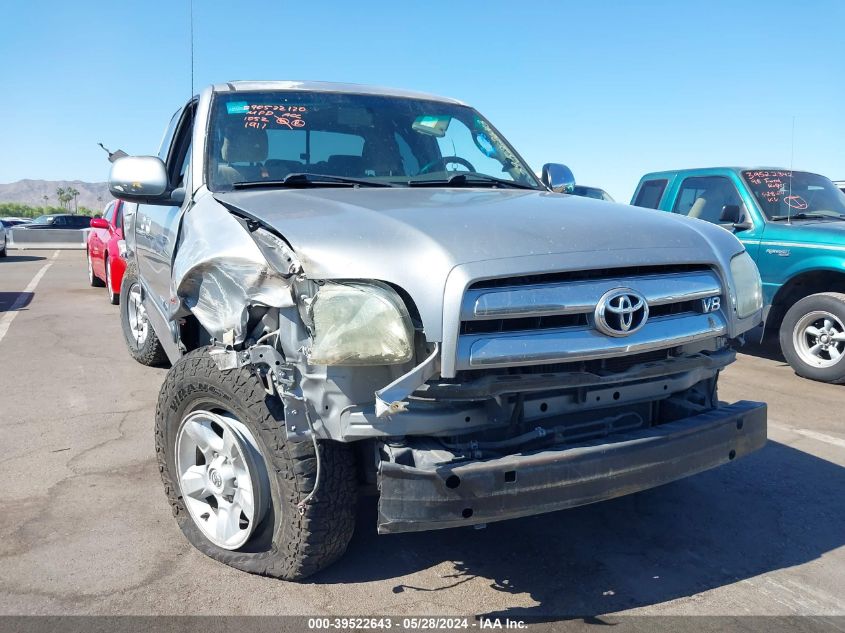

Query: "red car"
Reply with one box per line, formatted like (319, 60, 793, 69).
(86, 199, 127, 304)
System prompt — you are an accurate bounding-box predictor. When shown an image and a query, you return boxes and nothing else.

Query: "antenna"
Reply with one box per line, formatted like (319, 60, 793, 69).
(189, 0, 195, 97)
(787, 116, 796, 223)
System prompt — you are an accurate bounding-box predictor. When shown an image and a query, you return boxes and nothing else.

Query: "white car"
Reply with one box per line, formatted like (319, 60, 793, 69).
(834, 180, 845, 194)
(0, 220, 9, 257)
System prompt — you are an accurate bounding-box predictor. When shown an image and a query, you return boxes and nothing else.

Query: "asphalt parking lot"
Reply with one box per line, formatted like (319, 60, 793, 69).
(1, 250, 843, 618)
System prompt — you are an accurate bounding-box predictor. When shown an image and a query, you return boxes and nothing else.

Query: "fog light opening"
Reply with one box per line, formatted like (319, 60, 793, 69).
(445, 475, 461, 489)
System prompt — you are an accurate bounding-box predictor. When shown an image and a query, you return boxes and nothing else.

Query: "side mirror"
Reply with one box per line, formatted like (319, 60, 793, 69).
(90, 217, 109, 229)
(719, 204, 752, 232)
(108, 156, 169, 203)
(541, 163, 576, 193)
(719, 204, 742, 224)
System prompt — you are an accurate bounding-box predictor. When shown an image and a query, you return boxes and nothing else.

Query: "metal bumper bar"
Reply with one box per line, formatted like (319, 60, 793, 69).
(377, 400, 767, 534)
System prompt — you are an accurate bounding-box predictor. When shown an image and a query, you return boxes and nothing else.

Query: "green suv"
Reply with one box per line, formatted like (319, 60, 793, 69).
(632, 168, 845, 384)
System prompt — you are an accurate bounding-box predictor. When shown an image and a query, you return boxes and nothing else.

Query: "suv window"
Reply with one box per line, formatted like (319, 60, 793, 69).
(674, 176, 742, 224)
(633, 179, 667, 209)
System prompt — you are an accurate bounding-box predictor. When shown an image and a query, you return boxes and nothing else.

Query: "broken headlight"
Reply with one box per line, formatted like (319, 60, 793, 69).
(729, 251, 763, 319)
(308, 282, 414, 366)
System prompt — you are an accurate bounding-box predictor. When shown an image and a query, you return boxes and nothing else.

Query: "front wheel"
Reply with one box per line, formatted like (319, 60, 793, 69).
(156, 348, 357, 580)
(87, 249, 104, 287)
(105, 255, 119, 305)
(119, 260, 167, 366)
(780, 292, 845, 384)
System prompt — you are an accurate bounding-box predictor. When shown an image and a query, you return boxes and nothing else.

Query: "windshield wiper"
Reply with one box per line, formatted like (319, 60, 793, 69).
(232, 173, 394, 189)
(769, 212, 845, 221)
(408, 173, 538, 190)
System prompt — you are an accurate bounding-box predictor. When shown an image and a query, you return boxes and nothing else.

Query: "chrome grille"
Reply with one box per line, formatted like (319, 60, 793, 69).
(455, 267, 726, 371)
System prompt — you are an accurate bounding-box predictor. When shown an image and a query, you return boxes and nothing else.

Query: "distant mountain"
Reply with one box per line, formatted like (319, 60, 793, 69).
(0, 179, 112, 211)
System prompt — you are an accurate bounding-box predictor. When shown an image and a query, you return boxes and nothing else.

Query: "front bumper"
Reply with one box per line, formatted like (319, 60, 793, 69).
(377, 400, 766, 534)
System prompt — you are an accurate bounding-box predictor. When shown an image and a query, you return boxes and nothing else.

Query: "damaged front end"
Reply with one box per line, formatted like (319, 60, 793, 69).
(170, 198, 766, 537)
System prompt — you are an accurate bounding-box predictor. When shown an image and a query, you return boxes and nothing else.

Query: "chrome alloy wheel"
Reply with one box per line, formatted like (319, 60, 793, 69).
(175, 410, 269, 549)
(126, 282, 149, 346)
(793, 310, 845, 368)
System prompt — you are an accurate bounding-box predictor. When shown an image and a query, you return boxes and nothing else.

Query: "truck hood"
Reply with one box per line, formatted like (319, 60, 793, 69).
(215, 188, 742, 340)
(763, 218, 845, 246)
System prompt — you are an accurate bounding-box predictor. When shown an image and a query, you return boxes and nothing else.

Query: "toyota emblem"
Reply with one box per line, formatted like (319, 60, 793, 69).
(595, 288, 649, 337)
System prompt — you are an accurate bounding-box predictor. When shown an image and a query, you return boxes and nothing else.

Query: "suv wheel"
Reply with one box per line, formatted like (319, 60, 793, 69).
(780, 292, 845, 384)
(119, 260, 167, 366)
(87, 250, 105, 287)
(156, 348, 357, 580)
(0, 234, 7, 257)
(105, 255, 119, 305)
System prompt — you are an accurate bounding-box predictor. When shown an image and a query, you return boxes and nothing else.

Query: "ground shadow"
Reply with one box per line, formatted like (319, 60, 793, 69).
(740, 336, 788, 363)
(314, 440, 845, 620)
(0, 291, 34, 312)
(0, 255, 46, 263)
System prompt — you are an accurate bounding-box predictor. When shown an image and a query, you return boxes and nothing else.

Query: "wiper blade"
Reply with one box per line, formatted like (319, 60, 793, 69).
(408, 173, 537, 190)
(769, 212, 845, 221)
(232, 173, 394, 189)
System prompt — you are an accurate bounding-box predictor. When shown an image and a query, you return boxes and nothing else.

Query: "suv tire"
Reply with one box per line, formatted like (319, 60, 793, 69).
(119, 260, 167, 366)
(156, 347, 357, 580)
(780, 292, 845, 384)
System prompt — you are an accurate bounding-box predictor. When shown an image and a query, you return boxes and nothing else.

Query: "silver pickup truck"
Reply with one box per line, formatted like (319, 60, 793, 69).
(109, 81, 767, 580)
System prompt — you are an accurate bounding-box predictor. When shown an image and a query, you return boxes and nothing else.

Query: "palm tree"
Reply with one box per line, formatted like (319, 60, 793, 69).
(42, 194, 49, 207)
(55, 187, 67, 210)
(67, 187, 80, 213)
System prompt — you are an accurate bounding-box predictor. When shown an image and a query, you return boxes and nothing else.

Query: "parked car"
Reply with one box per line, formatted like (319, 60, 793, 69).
(1, 217, 32, 226)
(109, 81, 766, 580)
(86, 199, 128, 304)
(0, 221, 6, 257)
(571, 184, 614, 202)
(632, 167, 845, 383)
(21, 214, 92, 229)
(834, 180, 845, 194)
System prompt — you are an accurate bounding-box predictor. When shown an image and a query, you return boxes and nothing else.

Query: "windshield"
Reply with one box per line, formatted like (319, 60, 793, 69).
(207, 91, 541, 191)
(31, 215, 55, 225)
(742, 170, 845, 220)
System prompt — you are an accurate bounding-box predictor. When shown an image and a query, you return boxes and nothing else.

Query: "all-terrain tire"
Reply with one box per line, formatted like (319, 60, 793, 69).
(779, 292, 845, 384)
(119, 260, 168, 366)
(155, 347, 358, 580)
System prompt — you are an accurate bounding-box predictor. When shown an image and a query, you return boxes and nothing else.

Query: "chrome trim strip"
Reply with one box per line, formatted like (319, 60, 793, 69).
(464, 271, 722, 320)
(458, 313, 727, 369)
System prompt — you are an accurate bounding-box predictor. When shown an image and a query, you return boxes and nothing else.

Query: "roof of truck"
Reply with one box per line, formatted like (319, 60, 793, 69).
(212, 80, 466, 105)
(639, 167, 793, 180)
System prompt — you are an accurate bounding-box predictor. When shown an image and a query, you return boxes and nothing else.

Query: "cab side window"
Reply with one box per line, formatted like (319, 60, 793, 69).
(674, 176, 743, 225)
(633, 179, 667, 209)
(166, 102, 196, 190)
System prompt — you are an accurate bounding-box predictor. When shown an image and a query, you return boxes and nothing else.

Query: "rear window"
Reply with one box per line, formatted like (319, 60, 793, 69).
(633, 179, 668, 209)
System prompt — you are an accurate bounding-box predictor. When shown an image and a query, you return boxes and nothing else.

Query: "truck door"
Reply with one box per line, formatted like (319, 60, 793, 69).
(134, 101, 195, 326)
(671, 174, 762, 259)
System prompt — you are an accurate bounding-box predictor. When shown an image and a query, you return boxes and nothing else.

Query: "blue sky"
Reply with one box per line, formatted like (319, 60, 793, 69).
(1, 0, 842, 201)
